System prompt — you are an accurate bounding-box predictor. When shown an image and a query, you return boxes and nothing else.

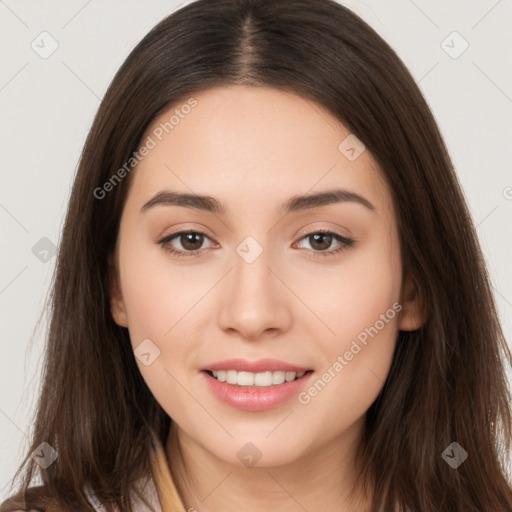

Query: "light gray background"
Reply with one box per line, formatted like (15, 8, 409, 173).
(1, 0, 511, 500)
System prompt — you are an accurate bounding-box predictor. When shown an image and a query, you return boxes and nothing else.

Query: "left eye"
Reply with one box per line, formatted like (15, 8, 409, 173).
(294, 231, 353, 253)
(158, 230, 354, 258)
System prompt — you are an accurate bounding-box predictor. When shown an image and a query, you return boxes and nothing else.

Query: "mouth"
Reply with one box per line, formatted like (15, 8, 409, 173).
(203, 369, 314, 387)
(199, 358, 314, 411)
(201, 365, 314, 411)
(200, 369, 314, 412)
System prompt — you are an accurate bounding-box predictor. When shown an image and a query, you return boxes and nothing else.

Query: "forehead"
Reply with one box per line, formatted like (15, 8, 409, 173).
(127, 85, 393, 218)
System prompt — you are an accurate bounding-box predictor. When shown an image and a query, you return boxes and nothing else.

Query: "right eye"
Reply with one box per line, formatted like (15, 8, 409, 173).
(158, 230, 217, 258)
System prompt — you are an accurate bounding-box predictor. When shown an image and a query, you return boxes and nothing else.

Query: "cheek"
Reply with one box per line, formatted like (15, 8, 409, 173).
(117, 229, 209, 346)
(116, 234, 207, 418)
(293, 238, 401, 428)
(291, 231, 402, 347)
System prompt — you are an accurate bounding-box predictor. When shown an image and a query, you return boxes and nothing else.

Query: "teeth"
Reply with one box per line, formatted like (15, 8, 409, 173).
(211, 370, 307, 387)
(272, 371, 286, 385)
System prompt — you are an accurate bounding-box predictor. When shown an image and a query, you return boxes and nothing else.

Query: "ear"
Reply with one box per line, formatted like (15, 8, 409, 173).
(398, 273, 426, 331)
(107, 252, 128, 327)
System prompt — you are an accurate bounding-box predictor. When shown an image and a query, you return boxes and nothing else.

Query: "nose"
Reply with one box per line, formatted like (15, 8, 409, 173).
(217, 240, 292, 342)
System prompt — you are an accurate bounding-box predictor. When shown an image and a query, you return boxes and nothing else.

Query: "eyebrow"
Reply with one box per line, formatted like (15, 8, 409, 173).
(140, 188, 376, 215)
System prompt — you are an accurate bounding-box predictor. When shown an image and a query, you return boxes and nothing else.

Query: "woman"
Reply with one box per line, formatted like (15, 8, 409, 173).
(2, 0, 511, 511)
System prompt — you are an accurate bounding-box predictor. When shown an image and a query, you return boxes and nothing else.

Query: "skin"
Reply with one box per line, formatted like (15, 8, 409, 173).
(109, 85, 424, 512)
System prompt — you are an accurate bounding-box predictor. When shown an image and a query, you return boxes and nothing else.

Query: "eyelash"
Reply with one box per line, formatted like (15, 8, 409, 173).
(157, 229, 354, 259)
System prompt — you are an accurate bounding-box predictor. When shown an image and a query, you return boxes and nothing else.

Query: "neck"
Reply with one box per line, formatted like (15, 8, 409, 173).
(165, 418, 371, 512)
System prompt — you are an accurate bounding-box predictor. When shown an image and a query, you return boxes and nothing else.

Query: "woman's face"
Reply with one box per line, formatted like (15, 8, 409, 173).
(110, 85, 422, 467)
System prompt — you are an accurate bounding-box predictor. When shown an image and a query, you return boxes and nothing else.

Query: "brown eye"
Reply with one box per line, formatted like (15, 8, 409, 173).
(295, 230, 354, 258)
(158, 230, 215, 258)
(308, 233, 333, 251)
(179, 232, 205, 251)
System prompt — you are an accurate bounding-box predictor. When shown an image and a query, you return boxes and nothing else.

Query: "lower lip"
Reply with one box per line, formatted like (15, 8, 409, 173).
(201, 371, 313, 411)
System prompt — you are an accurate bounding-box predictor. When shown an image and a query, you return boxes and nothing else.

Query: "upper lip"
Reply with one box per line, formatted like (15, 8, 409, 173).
(201, 358, 312, 373)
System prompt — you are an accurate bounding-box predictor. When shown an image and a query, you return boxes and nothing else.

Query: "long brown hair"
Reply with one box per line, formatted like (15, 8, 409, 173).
(2, 1, 511, 510)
